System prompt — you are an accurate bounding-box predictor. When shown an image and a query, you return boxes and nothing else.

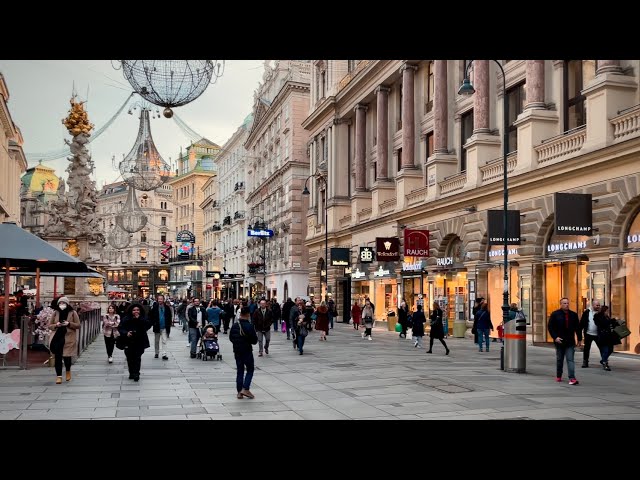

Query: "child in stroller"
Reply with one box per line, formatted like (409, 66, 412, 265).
(198, 324, 222, 361)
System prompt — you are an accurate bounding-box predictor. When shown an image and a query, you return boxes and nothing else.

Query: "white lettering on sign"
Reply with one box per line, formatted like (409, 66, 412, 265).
(489, 237, 520, 243)
(402, 261, 423, 271)
(489, 248, 519, 258)
(547, 241, 587, 253)
(360, 248, 373, 262)
(292, 262, 301, 268)
(436, 257, 454, 266)
(558, 225, 591, 233)
(351, 269, 366, 279)
(628, 234, 640, 245)
(373, 267, 390, 277)
(332, 260, 349, 266)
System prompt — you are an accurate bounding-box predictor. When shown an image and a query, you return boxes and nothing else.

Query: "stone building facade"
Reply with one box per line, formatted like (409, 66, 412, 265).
(97, 181, 174, 299)
(303, 59, 640, 356)
(20, 161, 59, 236)
(244, 60, 311, 301)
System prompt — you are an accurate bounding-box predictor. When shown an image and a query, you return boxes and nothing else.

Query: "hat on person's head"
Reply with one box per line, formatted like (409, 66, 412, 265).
(58, 296, 70, 305)
(306, 301, 311, 307)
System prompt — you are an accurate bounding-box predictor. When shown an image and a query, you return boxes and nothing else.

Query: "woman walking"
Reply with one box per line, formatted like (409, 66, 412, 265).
(361, 299, 374, 341)
(48, 296, 80, 384)
(351, 301, 361, 330)
(103, 304, 120, 364)
(427, 301, 449, 355)
(411, 304, 426, 348)
(118, 303, 152, 382)
(595, 305, 620, 371)
(475, 301, 494, 352)
(398, 301, 410, 339)
(315, 301, 330, 341)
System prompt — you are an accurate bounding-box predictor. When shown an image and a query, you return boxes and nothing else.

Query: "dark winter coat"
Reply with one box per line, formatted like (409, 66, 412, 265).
(594, 312, 621, 347)
(252, 307, 273, 332)
(229, 319, 258, 355)
(282, 300, 295, 325)
(150, 302, 173, 334)
(271, 302, 281, 320)
(118, 312, 153, 351)
(314, 305, 330, 332)
(475, 309, 494, 331)
(429, 308, 445, 339)
(547, 308, 582, 347)
(398, 306, 409, 327)
(187, 305, 208, 328)
(411, 310, 426, 337)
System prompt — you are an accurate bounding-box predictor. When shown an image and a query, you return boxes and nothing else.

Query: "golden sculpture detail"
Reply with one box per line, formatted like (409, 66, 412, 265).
(87, 278, 104, 296)
(63, 239, 80, 257)
(62, 96, 94, 136)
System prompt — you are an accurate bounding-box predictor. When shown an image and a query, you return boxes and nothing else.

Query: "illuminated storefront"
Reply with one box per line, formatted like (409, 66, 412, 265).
(401, 259, 428, 312)
(371, 265, 397, 321)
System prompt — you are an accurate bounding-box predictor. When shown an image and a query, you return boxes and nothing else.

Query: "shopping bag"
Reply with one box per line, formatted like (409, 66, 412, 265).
(281, 321, 287, 333)
(613, 324, 631, 339)
(395, 323, 402, 333)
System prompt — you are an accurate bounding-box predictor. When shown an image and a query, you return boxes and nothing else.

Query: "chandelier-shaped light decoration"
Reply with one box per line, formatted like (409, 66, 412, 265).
(115, 186, 147, 233)
(119, 60, 224, 118)
(119, 108, 171, 191)
(107, 224, 131, 250)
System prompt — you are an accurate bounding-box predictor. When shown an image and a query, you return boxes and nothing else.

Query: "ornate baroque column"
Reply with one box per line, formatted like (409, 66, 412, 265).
(434, 60, 448, 153)
(354, 104, 368, 191)
(401, 64, 417, 169)
(525, 60, 546, 109)
(597, 60, 622, 75)
(376, 85, 390, 180)
(473, 60, 490, 133)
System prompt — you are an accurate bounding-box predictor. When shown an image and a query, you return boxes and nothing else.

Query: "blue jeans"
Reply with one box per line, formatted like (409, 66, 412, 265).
(297, 334, 306, 353)
(235, 351, 254, 392)
(555, 343, 576, 379)
(601, 345, 612, 363)
(477, 328, 490, 351)
(189, 327, 200, 355)
(273, 319, 280, 331)
(329, 313, 334, 329)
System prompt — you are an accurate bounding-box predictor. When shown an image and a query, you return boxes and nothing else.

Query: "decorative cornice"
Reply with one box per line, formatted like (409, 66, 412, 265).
(400, 63, 418, 74)
(375, 85, 391, 95)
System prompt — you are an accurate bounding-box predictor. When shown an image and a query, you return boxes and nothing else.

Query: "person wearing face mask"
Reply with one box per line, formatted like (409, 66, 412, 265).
(48, 297, 81, 384)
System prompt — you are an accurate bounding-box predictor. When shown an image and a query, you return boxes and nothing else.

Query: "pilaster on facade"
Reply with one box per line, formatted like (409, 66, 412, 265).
(462, 133, 501, 189)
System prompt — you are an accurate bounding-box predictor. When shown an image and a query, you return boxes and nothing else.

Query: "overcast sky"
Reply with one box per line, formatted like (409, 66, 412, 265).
(0, 60, 265, 186)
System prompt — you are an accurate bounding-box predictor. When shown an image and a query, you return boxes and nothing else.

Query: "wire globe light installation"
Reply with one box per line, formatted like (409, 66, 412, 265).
(107, 224, 132, 250)
(115, 185, 148, 233)
(118, 107, 171, 191)
(118, 60, 225, 118)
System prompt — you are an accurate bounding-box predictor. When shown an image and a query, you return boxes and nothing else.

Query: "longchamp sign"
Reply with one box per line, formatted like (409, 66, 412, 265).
(555, 193, 592, 236)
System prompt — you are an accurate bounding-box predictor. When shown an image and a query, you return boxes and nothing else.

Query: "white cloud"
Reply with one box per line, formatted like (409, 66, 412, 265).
(0, 60, 265, 185)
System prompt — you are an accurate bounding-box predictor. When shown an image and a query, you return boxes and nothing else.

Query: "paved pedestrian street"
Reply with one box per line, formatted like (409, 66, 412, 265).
(1, 324, 640, 420)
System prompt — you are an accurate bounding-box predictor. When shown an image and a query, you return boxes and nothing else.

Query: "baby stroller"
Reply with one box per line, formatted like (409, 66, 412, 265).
(197, 324, 222, 361)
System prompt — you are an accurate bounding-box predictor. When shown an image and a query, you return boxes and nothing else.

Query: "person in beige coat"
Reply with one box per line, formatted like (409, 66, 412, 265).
(48, 296, 80, 384)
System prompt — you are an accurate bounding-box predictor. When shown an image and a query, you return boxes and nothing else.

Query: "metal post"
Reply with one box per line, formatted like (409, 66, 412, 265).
(20, 315, 29, 369)
(3, 259, 10, 333)
(263, 237, 266, 298)
(324, 176, 328, 302)
(35, 267, 41, 309)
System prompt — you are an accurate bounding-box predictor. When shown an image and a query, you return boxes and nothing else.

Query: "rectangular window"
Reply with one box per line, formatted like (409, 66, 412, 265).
(563, 60, 595, 131)
(397, 83, 403, 131)
(426, 131, 434, 161)
(397, 148, 403, 173)
(161, 232, 166, 243)
(140, 249, 147, 261)
(506, 82, 526, 153)
(460, 110, 474, 172)
(426, 61, 434, 114)
(141, 231, 147, 243)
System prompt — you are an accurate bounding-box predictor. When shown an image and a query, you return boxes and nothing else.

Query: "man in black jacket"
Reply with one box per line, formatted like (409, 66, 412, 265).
(548, 297, 582, 385)
(579, 299, 602, 368)
(187, 298, 208, 359)
(229, 306, 258, 399)
(252, 299, 273, 356)
(271, 298, 281, 332)
(282, 298, 295, 340)
(149, 295, 173, 360)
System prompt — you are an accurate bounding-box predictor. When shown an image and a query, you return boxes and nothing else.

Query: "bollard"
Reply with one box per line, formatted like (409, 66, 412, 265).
(504, 312, 527, 373)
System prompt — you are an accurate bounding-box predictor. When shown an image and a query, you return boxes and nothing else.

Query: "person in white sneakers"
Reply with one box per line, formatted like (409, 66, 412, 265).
(362, 300, 374, 341)
(103, 303, 120, 364)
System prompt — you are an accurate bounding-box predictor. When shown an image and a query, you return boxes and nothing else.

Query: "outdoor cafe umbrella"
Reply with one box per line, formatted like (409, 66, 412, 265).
(0, 221, 93, 332)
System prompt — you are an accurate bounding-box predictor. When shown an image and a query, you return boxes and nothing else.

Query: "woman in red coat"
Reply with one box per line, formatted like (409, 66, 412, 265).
(314, 302, 330, 340)
(351, 301, 361, 330)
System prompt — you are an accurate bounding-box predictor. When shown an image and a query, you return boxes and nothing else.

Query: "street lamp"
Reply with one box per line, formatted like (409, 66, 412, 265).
(302, 172, 328, 302)
(458, 60, 521, 372)
(248, 216, 268, 299)
(213, 240, 227, 300)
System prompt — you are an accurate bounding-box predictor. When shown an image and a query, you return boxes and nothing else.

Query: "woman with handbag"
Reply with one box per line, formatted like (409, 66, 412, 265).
(118, 303, 153, 382)
(48, 296, 80, 384)
(361, 300, 374, 341)
(594, 305, 620, 371)
(314, 301, 330, 341)
(427, 302, 450, 355)
(103, 304, 120, 364)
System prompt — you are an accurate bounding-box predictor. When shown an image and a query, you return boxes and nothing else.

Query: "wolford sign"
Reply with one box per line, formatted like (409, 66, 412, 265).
(402, 261, 424, 272)
(404, 229, 430, 257)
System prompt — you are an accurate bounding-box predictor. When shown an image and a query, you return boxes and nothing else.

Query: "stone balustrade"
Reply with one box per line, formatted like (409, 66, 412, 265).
(379, 198, 397, 215)
(480, 152, 518, 183)
(612, 104, 640, 141)
(339, 215, 352, 228)
(535, 126, 586, 165)
(439, 172, 467, 195)
(357, 207, 372, 223)
(406, 186, 428, 207)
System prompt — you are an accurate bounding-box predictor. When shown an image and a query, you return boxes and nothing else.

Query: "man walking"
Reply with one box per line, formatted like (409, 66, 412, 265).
(187, 298, 208, 359)
(150, 295, 172, 360)
(579, 299, 602, 368)
(290, 299, 304, 349)
(282, 297, 295, 340)
(548, 297, 582, 385)
(252, 299, 273, 356)
(229, 306, 258, 399)
(271, 297, 281, 332)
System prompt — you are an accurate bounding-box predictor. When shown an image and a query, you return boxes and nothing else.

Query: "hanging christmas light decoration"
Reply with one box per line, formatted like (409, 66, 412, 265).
(115, 186, 147, 233)
(118, 60, 224, 118)
(119, 108, 171, 191)
(107, 224, 132, 250)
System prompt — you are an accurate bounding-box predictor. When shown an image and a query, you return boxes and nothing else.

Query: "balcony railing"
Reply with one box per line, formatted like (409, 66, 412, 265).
(612, 104, 640, 141)
(338, 215, 352, 228)
(379, 198, 397, 215)
(211, 224, 221, 232)
(234, 211, 246, 221)
(406, 186, 428, 207)
(535, 125, 586, 165)
(439, 172, 467, 195)
(234, 181, 245, 192)
(480, 152, 518, 183)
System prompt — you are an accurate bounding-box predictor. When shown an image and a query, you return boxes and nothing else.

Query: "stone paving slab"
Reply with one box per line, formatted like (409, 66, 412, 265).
(3, 323, 640, 420)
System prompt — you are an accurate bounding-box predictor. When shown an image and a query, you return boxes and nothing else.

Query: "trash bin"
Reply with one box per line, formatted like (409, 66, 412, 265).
(386, 311, 397, 332)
